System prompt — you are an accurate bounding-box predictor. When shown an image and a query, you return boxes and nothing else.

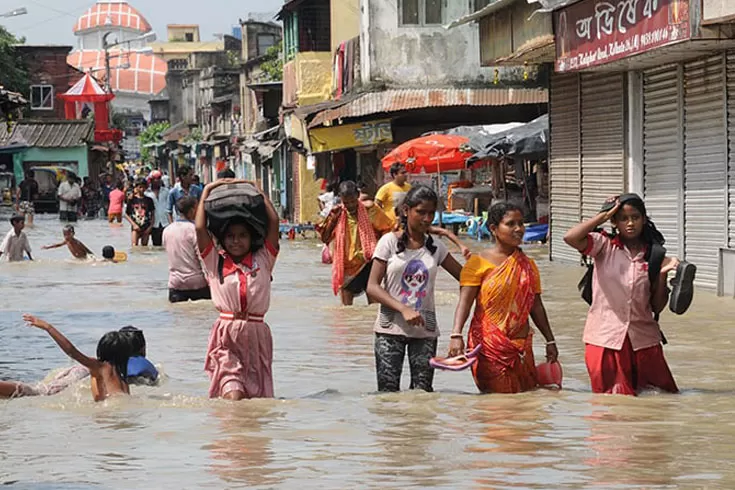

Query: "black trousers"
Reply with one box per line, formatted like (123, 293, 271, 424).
(151, 226, 165, 247)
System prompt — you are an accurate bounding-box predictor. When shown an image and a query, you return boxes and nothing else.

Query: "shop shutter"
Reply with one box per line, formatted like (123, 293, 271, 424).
(549, 72, 581, 264)
(580, 73, 625, 221)
(684, 55, 727, 288)
(643, 65, 683, 258)
(727, 52, 735, 248)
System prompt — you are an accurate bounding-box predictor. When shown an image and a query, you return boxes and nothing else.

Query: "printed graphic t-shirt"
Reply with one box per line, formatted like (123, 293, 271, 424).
(372, 232, 448, 339)
(126, 195, 155, 229)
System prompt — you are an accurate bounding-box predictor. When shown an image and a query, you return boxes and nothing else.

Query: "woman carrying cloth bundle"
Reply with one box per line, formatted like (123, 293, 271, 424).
(449, 202, 559, 394)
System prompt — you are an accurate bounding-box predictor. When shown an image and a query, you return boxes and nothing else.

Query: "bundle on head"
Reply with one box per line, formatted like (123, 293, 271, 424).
(203, 182, 269, 247)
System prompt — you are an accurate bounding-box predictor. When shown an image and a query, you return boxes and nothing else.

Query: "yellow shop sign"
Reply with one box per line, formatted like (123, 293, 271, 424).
(309, 119, 392, 153)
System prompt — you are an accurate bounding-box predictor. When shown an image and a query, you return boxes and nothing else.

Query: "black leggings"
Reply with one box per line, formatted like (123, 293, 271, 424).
(169, 286, 212, 303)
(374, 333, 437, 392)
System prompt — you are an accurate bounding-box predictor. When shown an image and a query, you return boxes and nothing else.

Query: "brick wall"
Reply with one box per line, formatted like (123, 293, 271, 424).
(17, 46, 83, 120)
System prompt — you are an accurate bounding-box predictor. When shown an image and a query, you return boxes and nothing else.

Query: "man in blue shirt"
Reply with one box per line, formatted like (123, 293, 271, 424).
(167, 164, 202, 222)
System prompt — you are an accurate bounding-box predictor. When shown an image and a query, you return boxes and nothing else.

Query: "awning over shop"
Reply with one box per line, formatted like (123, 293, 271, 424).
(308, 88, 548, 128)
(468, 114, 549, 162)
(162, 121, 192, 142)
(495, 34, 555, 64)
(444, 0, 517, 29)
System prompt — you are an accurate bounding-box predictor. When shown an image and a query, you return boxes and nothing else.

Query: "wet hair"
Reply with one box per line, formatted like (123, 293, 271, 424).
(614, 196, 665, 247)
(96, 331, 133, 381)
(63, 225, 75, 235)
(339, 180, 359, 198)
(397, 185, 438, 255)
(176, 196, 198, 216)
(487, 201, 524, 233)
(102, 246, 115, 259)
(119, 326, 146, 357)
(217, 168, 236, 179)
(390, 163, 406, 178)
(176, 165, 192, 179)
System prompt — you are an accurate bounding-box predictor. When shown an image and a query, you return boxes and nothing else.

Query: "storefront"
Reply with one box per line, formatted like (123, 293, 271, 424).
(548, 71, 626, 264)
(550, 0, 735, 292)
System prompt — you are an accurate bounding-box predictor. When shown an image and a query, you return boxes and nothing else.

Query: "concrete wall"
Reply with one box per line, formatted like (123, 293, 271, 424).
(298, 154, 321, 223)
(331, 0, 361, 51)
(361, 0, 502, 87)
(294, 52, 333, 106)
(14, 146, 89, 181)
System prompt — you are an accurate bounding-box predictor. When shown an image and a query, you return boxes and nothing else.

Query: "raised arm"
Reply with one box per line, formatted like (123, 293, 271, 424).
(431, 226, 471, 259)
(564, 200, 620, 252)
(366, 257, 425, 327)
(263, 191, 280, 252)
(529, 295, 558, 363)
(22, 315, 100, 371)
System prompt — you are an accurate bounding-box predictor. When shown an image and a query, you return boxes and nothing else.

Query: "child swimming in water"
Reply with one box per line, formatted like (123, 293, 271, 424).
(101, 245, 127, 263)
(195, 178, 280, 400)
(0, 326, 158, 399)
(43, 225, 94, 259)
(22, 314, 132, 402)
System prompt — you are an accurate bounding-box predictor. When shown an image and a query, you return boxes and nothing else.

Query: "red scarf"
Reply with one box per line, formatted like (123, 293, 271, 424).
(332, 203, 377, 295)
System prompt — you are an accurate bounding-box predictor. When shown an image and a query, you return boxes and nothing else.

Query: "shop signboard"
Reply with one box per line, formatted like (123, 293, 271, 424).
(555, 0, 690, 72)
(309, 119, 392, 154)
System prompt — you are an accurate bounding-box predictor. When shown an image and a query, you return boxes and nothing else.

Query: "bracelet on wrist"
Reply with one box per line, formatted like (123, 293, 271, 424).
(545, 340, 556, 345)
(450, 333, 464, 339)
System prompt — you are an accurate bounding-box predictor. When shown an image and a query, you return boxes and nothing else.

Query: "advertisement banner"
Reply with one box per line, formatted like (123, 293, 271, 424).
(309, 119, 392, 154)
(555, 0, 690, 72)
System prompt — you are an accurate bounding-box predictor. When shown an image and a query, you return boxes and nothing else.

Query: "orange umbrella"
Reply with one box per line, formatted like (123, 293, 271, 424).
(381, 134, 475, 174)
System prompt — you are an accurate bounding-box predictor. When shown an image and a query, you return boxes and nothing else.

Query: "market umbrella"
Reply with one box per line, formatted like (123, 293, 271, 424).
(381, 134, 475, 174)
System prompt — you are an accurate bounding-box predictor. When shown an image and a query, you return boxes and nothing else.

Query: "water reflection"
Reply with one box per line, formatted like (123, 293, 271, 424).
(206, 403, 282, 488)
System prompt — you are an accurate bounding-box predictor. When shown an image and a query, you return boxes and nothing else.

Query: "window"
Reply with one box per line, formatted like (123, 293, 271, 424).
(475, 0, 492, 11)
(257, 34, 277, 57)
(185, 32, 194, 42)
(30, 85, 53, 111)
(400, 0, 444, 26)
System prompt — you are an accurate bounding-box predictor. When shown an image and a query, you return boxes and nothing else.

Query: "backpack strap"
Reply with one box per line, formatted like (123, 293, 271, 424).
(647, 242, 667, 344)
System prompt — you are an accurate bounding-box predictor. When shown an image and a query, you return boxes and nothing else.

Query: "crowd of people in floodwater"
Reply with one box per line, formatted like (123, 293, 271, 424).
(1, 161, 696, 402)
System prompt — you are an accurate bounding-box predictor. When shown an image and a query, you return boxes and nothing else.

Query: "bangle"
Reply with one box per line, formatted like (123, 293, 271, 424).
(546, 340, 556, 346)
(450, 333, 463, 339)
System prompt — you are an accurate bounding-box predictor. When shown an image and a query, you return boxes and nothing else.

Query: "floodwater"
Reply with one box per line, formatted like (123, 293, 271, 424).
(1, 211, 734, 490)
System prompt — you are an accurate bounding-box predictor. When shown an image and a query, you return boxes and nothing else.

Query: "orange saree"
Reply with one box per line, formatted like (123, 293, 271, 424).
(461, 250, 542, 394)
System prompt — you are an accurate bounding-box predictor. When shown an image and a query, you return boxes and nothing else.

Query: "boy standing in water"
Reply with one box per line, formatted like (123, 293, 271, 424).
(43, 225, 94, 259)
(1, 214, 32, 261)
(375, 163, 411, 223)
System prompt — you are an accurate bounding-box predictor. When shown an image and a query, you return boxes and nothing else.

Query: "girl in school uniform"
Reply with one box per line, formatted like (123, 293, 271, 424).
(195, 179, 280, 400)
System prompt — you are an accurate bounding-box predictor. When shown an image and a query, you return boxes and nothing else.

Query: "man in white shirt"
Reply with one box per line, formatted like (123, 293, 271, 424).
(57, 172, 82, 222)
(1, 214, 32, 261)
(145, 170, 170, 247)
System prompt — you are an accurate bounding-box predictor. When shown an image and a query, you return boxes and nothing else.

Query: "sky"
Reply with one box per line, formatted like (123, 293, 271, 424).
(0, 0, 281, 44)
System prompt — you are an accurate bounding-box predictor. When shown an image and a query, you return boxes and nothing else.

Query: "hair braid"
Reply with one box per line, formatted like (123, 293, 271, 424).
(397, 212, 409, 254)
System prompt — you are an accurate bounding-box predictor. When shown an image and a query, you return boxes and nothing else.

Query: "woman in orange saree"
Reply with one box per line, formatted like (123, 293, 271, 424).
(448, 202, 559, 394)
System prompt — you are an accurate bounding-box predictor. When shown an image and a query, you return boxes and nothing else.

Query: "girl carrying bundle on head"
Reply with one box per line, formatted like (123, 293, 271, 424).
(195, 179, 280, 400)
(449, 202, 559, 394)
(564, 194, 684, 395)
(366, 185, 463, 392)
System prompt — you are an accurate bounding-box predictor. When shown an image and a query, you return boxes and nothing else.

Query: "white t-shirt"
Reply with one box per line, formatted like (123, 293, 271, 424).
(318, 191, 336, 218)
(58, 181, 81, 212)
(1, 229, 31, 261)
(372, 232, 449, 339)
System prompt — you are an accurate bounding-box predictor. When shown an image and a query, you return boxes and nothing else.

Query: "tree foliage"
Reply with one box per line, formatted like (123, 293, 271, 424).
(0, 26, 28, 97)
(260, 42, 283, 82)
(139, 121, 171, 163)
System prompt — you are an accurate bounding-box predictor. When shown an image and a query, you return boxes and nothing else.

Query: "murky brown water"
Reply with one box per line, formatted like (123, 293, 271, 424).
(1, 211, 734, 489)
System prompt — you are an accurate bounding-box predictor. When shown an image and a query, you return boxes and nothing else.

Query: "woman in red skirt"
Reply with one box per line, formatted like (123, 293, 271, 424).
(564, 194, 680, 395)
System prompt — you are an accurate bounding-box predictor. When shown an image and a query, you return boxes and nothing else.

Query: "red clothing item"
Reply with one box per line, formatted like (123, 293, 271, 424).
(582, 232, 663, 351)
(108, 189, 125, 214)
(585, 336, 678, 395)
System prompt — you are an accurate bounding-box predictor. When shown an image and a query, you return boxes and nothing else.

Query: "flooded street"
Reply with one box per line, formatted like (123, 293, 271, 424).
(1, 212, 735, 489)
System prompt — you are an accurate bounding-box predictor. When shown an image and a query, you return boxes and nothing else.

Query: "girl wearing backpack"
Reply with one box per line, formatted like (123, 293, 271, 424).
(564, 194, 680, 395)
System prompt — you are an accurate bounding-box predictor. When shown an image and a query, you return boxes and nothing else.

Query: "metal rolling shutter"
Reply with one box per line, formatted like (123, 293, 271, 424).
(684, 55, 727, 288)
(580, 73, 625, 220)
(549, 73, 581, 263)
(727, 52, 735, 248)
(643, 65, 683, 258)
